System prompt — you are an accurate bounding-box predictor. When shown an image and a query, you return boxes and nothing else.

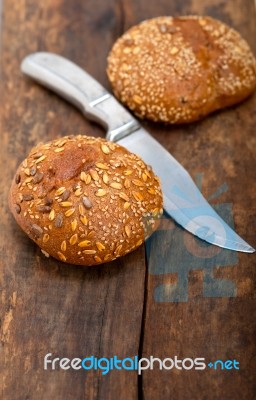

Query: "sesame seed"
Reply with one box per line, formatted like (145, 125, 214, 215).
(133, 46, 141, 55)
(170, 46, 179, 55)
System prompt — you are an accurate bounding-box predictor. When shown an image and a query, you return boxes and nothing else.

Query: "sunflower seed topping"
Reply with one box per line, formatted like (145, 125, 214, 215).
(33, 172, 44, 184)
(23, 194, 34, 201)
(82, 196, 92, 209)
(31, 224, 43, 238)
(55, 213, 63, 228)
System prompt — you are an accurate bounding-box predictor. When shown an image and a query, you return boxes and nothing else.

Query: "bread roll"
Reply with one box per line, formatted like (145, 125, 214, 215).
(107, 16, 256, 124)
(9, 135, 163, 266)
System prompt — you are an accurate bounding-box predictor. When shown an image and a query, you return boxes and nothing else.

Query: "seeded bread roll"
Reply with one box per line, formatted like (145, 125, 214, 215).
(107, 16, 256, 124)
(9, 135, 163, 266)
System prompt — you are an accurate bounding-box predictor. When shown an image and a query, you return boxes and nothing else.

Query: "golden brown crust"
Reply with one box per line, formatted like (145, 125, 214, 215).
(9, 135, 163, 266)
(107, 16, 256, 124)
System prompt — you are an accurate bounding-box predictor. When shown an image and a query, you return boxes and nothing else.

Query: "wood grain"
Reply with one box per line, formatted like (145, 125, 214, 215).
(0, 0, 255, 399)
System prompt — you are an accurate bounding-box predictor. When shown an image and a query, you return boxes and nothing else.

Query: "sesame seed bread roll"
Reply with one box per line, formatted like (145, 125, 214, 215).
(9, 135, 163, 266)
(107, 16, 256, 124)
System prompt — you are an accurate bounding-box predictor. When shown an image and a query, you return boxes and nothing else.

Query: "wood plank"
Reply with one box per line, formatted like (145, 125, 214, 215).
(0, 1, 145, 399)
(140, 0, 256, 399)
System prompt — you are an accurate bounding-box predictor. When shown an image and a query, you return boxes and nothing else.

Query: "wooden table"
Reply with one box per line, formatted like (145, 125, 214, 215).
(0, 0, 255, 399)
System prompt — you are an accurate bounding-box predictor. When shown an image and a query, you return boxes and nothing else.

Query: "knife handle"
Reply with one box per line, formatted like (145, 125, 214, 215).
(21, 52, 140, 141)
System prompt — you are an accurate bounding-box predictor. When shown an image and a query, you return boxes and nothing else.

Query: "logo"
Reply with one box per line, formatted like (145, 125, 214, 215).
(44, 354, 240, 375)
(145, 175, 238, 302)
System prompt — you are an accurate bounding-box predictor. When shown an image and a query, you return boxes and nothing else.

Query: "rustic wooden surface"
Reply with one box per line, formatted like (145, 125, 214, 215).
(0, 0, 255, 399)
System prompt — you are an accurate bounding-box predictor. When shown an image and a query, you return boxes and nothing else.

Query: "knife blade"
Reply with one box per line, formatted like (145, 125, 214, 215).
(21, 52, 255, 253)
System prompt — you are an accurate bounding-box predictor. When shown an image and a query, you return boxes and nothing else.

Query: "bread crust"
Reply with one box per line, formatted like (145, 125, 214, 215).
(9, 135, 163, 266)
(107, 16, 256, 124)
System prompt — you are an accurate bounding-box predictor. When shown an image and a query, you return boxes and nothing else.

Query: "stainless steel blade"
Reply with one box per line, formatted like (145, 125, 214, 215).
(21, 52, 255, 253)
(118, 128, 255, 253)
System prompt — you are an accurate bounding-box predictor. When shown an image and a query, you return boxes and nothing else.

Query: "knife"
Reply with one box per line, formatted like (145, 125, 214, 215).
(21, 52, 255, 253)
